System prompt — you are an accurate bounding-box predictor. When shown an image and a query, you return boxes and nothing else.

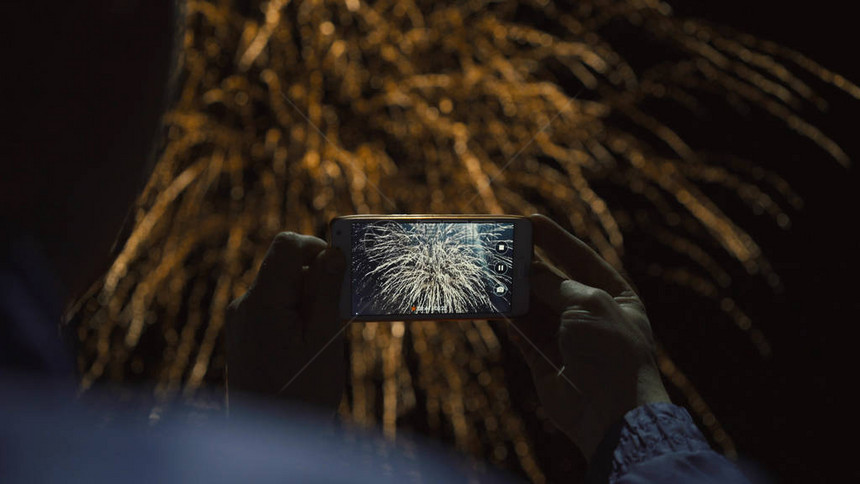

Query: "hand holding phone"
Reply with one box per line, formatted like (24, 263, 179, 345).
(509, 214, 670, 460)
(225, 233, 347, 415)
(330, 215, 532, 321)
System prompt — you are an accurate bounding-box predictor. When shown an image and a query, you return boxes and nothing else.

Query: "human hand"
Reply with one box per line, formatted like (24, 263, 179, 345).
(509, 214, 670, 460)
(226, 232, 347, 415)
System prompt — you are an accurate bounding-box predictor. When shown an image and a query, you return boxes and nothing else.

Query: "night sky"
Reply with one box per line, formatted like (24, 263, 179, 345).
(8, 1, 854, 481)
(646, 1, 858, 481)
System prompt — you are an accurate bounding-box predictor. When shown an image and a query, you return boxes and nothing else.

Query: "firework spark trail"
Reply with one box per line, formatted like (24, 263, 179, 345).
(356, 222, 513, 314)
(66, 0, 860, 480)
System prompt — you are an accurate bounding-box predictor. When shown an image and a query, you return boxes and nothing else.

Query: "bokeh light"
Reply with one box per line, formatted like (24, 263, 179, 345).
(70, 0, 857, 481)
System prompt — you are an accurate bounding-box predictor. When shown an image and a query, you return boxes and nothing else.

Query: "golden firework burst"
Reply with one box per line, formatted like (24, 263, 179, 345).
(72, 0, 857, 481)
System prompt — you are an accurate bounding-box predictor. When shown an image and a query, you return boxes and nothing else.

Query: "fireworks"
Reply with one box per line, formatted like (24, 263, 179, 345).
(68, 0, 857, 481)
(354, 222, 513, 314)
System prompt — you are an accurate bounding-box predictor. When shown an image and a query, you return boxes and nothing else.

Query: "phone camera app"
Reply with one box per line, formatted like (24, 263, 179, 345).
(352, 221, 514, 315)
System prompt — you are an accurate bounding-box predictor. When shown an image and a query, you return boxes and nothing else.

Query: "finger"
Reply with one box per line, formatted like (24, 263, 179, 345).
(506, 319, 557, 378)
(528, 261, 570, 314)
(532, 261, 624, 319)
(509, 267, 566, 374)
(304, 246, 348, 348)
(252, 232, 327, 309)
(529, 214, 632, 296)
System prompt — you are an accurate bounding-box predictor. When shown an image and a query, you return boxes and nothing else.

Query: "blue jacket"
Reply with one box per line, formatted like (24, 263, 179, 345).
(588, 403, 752, 483)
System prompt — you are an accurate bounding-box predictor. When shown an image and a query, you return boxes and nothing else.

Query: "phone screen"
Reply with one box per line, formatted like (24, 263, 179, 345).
(351, 220, 515, 316)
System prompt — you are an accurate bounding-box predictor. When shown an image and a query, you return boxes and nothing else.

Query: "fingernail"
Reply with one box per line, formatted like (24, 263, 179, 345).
(325, 248, 345, 275)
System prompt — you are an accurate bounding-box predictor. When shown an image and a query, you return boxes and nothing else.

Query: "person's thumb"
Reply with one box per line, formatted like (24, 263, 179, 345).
(304, 246, 347, 348)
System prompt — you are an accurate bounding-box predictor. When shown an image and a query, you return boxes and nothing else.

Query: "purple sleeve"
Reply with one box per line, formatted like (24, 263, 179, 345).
(586, 403, 751, 484)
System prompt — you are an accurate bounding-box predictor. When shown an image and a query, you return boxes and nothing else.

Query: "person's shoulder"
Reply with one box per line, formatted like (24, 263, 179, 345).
(0, 380, 518, 484)
(0, 225, 73, 377)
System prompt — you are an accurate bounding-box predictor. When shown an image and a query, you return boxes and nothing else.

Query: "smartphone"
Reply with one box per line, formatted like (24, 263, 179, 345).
(330, 214, 532, 321)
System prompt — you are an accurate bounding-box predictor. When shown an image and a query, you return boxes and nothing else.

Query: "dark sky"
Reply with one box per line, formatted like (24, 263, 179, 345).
(654, 1, 858, 481)
(9, 2, 851, 481)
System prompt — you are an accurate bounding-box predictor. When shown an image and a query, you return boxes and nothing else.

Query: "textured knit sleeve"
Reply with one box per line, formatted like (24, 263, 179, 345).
(586, 403, 751, 484)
